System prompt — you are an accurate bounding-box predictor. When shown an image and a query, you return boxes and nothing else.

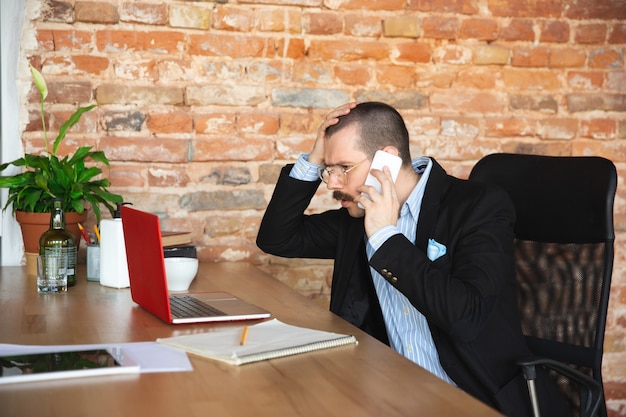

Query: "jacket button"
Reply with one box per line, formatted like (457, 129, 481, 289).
(391, 276, 398, 283)
(381, 268, 389, 275)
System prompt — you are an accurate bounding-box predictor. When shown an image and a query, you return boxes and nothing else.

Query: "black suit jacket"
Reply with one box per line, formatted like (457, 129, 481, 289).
(257, 158, 571, 417)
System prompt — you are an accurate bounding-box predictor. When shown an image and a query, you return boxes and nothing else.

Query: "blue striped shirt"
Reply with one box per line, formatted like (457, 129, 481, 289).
(290, 154, 455, 385)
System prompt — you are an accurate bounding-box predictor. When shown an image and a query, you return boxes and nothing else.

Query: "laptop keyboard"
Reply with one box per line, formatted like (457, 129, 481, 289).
(169, 295, 227, 318)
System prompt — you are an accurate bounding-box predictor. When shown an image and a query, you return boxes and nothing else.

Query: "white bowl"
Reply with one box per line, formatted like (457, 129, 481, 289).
(164, 257, 199, 291)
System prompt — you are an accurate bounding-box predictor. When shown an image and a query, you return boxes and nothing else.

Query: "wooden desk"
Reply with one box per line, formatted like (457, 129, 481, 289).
(0, 263, 501, 417)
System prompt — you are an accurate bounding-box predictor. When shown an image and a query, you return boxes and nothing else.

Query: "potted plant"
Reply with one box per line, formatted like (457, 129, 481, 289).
(0, 64, 123, 261)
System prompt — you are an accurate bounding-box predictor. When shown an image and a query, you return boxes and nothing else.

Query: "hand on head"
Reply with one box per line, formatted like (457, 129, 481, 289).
(309, 102, 358, 166)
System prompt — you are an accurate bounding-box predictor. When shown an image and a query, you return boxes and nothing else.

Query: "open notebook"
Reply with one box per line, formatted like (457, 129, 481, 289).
(156, 319, 358, 365)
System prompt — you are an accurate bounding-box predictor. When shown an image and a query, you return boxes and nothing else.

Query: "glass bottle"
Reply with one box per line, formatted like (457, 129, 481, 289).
(39, 199, 77, 287)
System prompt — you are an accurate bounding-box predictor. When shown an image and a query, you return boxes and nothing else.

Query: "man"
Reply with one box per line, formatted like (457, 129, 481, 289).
(257, 102, 571, 416)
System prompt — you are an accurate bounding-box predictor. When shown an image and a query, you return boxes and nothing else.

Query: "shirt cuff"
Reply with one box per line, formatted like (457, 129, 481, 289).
(367, 225, 401, 259)
(289, 153, 323, 182)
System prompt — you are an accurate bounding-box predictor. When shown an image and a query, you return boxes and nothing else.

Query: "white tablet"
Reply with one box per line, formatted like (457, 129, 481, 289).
(0, 347, 140, 384)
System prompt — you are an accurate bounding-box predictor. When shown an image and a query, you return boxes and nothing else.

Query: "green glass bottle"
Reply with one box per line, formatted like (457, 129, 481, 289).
(39, 199, 77, 287)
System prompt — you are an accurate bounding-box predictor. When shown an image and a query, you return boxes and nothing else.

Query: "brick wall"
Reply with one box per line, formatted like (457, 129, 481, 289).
(18, 0, 626, 413)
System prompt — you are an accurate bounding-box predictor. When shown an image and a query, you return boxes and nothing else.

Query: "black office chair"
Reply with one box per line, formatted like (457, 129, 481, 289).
(469, 153, 617, 417)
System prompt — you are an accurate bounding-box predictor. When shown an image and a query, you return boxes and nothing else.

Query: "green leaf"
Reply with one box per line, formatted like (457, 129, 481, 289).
(52, 105, 97, 155)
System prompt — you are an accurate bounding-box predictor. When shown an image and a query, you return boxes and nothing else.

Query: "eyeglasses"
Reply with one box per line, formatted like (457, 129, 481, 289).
(318, 158, 369, 184)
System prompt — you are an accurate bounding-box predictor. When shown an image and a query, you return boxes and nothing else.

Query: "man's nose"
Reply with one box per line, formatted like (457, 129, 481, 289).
(326, 174, 344, 190)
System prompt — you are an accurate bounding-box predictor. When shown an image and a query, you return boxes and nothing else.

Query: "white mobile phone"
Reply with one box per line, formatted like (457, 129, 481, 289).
(359, 150, 403, 208)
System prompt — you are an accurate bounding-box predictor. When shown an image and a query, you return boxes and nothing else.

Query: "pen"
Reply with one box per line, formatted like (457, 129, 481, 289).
(78, 223, 91, 244)
(240, 326, 249, 345)
(93, 225, 101, 243)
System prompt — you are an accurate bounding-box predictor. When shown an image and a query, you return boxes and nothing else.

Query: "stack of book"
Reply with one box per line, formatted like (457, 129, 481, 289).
(161, 231, 196, 258)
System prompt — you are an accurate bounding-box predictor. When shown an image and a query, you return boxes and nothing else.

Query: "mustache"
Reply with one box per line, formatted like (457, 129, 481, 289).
(333, 191, 354, 202)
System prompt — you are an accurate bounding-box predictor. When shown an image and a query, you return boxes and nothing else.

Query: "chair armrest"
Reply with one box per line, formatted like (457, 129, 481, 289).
(517, 357, 603, 417)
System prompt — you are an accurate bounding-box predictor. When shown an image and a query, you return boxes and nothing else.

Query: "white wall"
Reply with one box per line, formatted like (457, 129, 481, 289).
(1, 0, 28, 265)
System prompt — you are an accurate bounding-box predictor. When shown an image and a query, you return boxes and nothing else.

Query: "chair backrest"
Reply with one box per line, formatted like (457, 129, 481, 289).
(469, 153, 617, 417)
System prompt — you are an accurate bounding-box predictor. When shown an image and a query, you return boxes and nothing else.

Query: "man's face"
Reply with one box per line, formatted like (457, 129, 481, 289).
(323, 125, 370, 218)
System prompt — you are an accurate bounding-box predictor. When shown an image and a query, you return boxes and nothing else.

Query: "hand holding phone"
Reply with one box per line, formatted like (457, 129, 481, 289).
(359, 150, 402, 208)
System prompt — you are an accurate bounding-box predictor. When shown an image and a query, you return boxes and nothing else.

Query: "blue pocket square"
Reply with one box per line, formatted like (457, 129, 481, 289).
(427, 239, 447, 261)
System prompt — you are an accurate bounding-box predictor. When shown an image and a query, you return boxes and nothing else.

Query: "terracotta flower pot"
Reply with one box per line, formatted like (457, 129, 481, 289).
(15, 210, 88, 273)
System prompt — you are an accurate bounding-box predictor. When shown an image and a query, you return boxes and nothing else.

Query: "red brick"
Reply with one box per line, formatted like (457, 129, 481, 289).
(75, 1, 120, 24)
(537, 119, 578, 140)
(589, 49, 624, 69)
(408, 0, 478, 14)
(96, 30, 142, 52)
(41, 55, 108, 76)
(575, 24, 608, 44)
(212, 7, 254, 32)
(344, 14, 382, 37)
(485, 118, 536, 137)
(455, 69, 497, 89)
(431, 92, 505, 114)
(147, 166, 190, 187)
(100, 137, 188, 163)
(45, 81, 93, 104)
(50, 30, 93, 51)
(41, 0, 74, 23)
(304, 12, 342, 34)
(433, 45, 472, 65)
(500, 19, 534, 41)
(609, 24, 626, 44)
(395, 42, 432, 63)
(247, 60, 288, 82)
(281, 38, 306, 59)
(279, 111, 324, 135)
(72, 55, 110, 75)
(189, 34, 275, 58)
(143, 31, 186, 54)
(540, 21, 570, 43)
(580, 119, 617, 140)
(423, 16, 459, 39)
(293, 62, 332, 84)
(120, 2, 168, 25)
(501, 69, 561, 91)
(333, 64, 371, 85)
(308, 39, 389, 61)
(236, 112, 280, 135)
(459, 18, 498, 41)
(192, 137, 273, 161)
(375, 65, 415, 88)
(256, 8, 301, 33)
(327, 0, 405, 10)
(146, 112, 193, 134)
(108, 165, 145, 188)
(488, 0, 561, 18)
(549, 48, 587, 68)
(511, 47, 549, 67)
(36, 30, 55, 51)
(117, 59, 159, 82)
(567, 71, 604, 90)
(565, 0, 626, 19)
(416, 71, 455, 88)
(194, 113, 236, 135)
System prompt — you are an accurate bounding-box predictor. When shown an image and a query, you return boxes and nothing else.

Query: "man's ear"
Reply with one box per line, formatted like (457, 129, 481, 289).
(381, 146, 400, 156)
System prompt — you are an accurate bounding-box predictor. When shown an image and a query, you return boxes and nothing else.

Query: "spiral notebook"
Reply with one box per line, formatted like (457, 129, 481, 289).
(156, 319, 357, 366)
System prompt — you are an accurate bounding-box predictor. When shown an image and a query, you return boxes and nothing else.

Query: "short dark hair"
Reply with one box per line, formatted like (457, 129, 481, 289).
(325, 102, 412, 166)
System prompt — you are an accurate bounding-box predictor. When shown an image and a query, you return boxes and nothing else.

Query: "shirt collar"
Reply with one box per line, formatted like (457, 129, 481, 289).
(401, 157, 433, 219)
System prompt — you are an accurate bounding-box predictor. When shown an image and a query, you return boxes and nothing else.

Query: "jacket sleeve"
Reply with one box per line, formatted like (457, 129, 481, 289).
(368, 181, 516, 343)
(256, 165, 342, 260)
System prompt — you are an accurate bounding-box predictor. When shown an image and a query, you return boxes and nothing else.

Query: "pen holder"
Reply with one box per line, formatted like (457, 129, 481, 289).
(86, 244, 100, 281)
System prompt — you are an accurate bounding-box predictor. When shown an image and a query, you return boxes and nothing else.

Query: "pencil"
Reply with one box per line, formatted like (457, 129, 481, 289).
(93, 225, 101, 244)
(77, 223, 91, 244)
(240, 326, 249, 345)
